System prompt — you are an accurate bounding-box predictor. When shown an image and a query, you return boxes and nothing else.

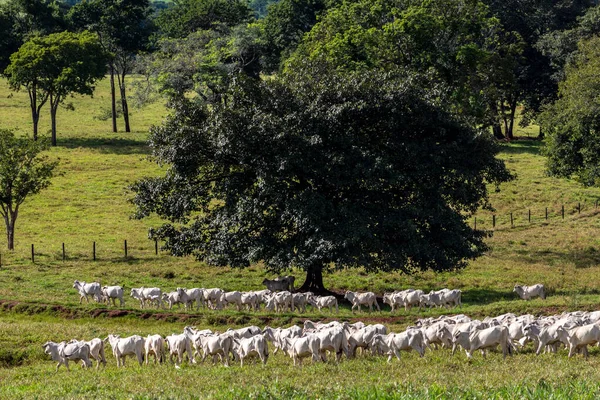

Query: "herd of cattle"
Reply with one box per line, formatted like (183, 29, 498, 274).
(42, 306, 600, 371)
(73, 279, 547, 314)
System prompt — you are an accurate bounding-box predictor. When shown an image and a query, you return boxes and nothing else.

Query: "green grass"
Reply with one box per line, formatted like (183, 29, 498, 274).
(2, 77, 600, 397)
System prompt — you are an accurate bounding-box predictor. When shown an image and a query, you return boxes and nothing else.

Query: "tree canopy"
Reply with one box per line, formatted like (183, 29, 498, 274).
(131, 71, 512, 291)
(541, 36, 600, 186)
(4, 31, 110, 145)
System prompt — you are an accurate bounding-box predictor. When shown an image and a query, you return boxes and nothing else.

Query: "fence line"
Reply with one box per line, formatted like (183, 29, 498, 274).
(473, 200, 599, 231)
(0, 238, 162, 266)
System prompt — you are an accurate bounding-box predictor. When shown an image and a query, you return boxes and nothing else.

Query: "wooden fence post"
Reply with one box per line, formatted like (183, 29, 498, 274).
(562, 205, 565, 219)
(124, 240, 128, 258)
(62, 243, 65, 262)
(528, 209, 531, 223)
(31, 244, 34, 263)
(578, 202, 581, 213)
(510, 213, 513, 227)
(474, 217, 477, 230)
(93, 242, 96, 261)
(545, 207, 548, 220)
(493, 215, 496, 228)
(155, 239, 158, 255)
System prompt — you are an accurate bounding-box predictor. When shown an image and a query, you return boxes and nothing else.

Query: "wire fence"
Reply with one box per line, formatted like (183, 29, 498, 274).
(0, 238, 163, 267)
(473, 200, 600, 231)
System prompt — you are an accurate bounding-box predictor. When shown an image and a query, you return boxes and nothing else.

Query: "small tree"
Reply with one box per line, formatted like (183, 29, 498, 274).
(4, 31, 110, 146)
(0, 130, 58, 250)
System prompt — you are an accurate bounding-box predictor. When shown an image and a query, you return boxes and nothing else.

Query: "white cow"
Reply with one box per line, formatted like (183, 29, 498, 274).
(314, 327, 348, 362)
(68, 338, 106, 369)
(383, 292, 404, 312)
(165, 333, 194, 366)
(221, 291, 243, 311)
(73, 280, 102, 304)
(197, 334, 234, 366)
(42, 341, 92, 371)
(101, 286, 124, 307)
(104, 334, 145, 367)
(513, 284, 546, 300)
(202, 288, 225, 309)
(348, 325, 387, 357)
(162, 290, 188, 310)
(265, 291, 294, 313)
(557, 324, 600, 359)
(262, 326, 303, 354)
(234, 335, 269, 366)
(421, 322, 453, 350)
(439, 289, 462, 308)
(292, 292, 312, 313)
(130, 287, 162, 309)
(183, 326, 214, 360)
(344, 291, 380, 313)
(240, 292, 259, 311)
(180, 288, 204, 310)
(145, 334, 165, 364)
(283, 335, 321, 366)
(307, 295, 338, 313)
(453, 326, 513, 360)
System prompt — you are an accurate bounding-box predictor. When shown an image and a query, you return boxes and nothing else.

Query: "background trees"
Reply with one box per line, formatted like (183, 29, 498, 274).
(0, 130, 58, 250)
(4, 31, 110, 145)
(541, 37, 600, 186)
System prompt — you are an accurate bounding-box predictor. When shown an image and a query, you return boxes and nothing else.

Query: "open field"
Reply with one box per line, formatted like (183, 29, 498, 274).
(2, 77, 600, 398)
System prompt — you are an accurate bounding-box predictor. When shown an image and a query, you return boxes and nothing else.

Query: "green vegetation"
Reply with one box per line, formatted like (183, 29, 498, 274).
(0, 77, 600, 397)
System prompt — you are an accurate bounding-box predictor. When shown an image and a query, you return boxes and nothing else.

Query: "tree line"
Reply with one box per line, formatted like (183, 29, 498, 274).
(1, 0, 600, 291)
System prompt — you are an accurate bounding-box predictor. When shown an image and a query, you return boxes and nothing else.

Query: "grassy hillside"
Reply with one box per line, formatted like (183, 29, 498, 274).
(2, 77, 600, 398)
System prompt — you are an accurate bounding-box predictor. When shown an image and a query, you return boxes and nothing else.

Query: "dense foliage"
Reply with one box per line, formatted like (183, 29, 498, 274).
(132, 71, 512, 290)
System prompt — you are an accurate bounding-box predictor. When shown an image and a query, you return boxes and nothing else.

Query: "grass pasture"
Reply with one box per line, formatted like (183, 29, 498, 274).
(2, 77, 600, 398)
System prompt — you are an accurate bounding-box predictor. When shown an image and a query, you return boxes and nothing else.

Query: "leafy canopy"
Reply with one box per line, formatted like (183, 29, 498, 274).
(541, 36, 600, 186)
(132, 71, 512, 275)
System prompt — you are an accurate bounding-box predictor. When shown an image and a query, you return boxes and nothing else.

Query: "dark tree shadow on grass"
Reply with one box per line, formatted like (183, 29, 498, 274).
(57, 137, 150, 155)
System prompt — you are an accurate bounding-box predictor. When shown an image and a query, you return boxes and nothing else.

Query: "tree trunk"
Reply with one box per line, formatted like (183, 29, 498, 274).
(50, 94, 59, 147)
(118, 72, 131, 133)
(506, 99, 518, 140)
(298, 264, 334, 295)
(492, 124, 504, 140)
(110, 65, 118, 133)
(538, 125, 544, 139)
(29, 87, 40, 141)
(4, 212, 16, 251)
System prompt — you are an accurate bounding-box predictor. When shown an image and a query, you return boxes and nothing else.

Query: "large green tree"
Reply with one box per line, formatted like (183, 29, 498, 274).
(131, 71, 512, 292)
(4, 31, 110, 146)
(0, 130, 58, 250)
(541, 36, 600, 186)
